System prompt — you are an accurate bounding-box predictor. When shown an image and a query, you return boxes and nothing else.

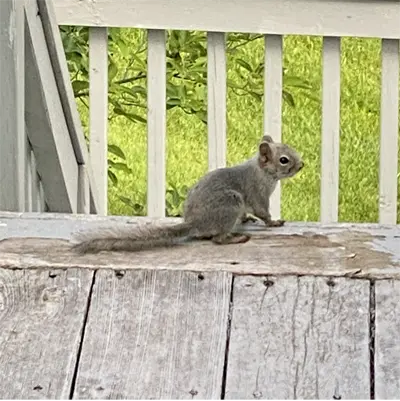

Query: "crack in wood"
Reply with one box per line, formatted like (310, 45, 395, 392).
(369, 280, 376, 400)
(221, 276, 234, 399)
(69, 270, 97, 399)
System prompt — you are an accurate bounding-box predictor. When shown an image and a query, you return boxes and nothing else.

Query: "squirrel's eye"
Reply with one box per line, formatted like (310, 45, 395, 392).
(279, 156, 289, 165)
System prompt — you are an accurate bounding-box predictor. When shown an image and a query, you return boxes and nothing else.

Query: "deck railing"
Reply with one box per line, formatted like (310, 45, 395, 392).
(37, 0, 400, 224)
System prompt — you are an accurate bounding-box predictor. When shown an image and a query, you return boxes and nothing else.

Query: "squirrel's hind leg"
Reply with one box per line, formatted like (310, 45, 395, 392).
(188, 189, 250, 244)
(212, 233, 251, 244)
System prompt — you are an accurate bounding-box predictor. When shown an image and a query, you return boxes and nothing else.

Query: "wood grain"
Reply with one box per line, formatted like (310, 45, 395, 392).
(207, 31, 227, 171)
(0, 268, 93, 399)
(24, 0, 79, 212)
(264, 34, 283, 220)
(89, 27, 108, 216)
(225, 275, 370, 399)
(52, 0, 400, 40)
(0, 0, 25, 212)
(147, 29, 166, 218)
(320, 36, 341, 224)
(375, 280, 400, 399)
(1, 214, 399, 279)
(37, 0, 100, 214)
(378, 39, 399, 225)
(73, 269, 231, 399)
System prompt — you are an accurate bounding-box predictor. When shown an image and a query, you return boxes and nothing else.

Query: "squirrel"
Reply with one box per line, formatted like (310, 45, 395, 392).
(71, 134, 303, 253)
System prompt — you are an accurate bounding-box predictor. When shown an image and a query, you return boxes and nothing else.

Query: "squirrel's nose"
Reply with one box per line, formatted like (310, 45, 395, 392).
(299, 161, 304, 170)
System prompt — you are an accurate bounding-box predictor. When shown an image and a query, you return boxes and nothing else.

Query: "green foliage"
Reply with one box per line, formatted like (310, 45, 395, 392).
(60, 27, 316, 215)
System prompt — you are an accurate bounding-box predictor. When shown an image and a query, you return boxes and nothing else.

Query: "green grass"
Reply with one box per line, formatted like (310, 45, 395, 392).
(78, 31, 400, 223)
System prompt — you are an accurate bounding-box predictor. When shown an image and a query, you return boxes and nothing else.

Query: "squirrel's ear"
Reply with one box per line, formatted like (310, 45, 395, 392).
(258, 141, 273, 166)
(262, 135, 274, 144)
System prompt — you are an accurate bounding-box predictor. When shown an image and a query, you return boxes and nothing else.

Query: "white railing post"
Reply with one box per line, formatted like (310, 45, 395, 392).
(264, 34, 283, 219)
(0, 0, 25, 212)
(78, 165, 90, 214)
(147, 29, 167, 218)
(89, 27, 109, 216)
(320, 37, 341, 224)
(207, 32, 227, 171)
(379, 39, 399, 225)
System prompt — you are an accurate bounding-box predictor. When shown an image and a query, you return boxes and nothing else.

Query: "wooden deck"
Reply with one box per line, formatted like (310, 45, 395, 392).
(0, 212, 399, 399)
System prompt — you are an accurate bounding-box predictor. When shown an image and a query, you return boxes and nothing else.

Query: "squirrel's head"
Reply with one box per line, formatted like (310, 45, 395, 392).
(258, 135, 304, 179)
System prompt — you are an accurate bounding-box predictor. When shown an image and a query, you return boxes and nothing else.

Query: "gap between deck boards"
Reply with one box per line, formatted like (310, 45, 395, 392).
(2, 266, 396, 399)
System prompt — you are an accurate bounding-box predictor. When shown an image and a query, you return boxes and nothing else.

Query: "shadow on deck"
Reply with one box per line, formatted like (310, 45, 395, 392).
(0, 212, 399, 399)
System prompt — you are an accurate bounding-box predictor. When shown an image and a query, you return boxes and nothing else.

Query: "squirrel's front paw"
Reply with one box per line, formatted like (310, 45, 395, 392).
(264, 219, 285, 227)
(241, 213, 258, 224)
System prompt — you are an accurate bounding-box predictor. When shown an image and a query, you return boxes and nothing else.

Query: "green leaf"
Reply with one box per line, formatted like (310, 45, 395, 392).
(72, 80, 89, 94)
(119, 196, 136, 209)
(111, 162, 132, 173)
(178, 31, 188, 47)
(227, 79, 243, 90)
(284, 75, 313, 90)
(193, 56, 207, 67)
(167, 98, 181, 106)
(108, 144, 126, 160)
(300, 91, 320, 103)
(113, 107, 147, 124)
(131, 85, 147, 96)
(108, 58, 118, 82)
(236, 59, 253, 72)
(249, 91, 262, 102)
(282, 90, 295, 107)
(116, 38, 129, 58)
(166, 83, 178, 98)
(108, 169, 118, 185)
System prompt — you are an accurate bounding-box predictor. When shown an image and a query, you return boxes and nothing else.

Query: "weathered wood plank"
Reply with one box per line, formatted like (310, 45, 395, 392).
(73, 269, 231, 399)
(378, 39, 399, 225)
(0, 268, 93, 399)
(225, 276, 370, 399)
(207, 31, 227, 171)
(0, 215, 399, 279)
(375, 280, 400, 399)
(89, 27, 108, 215)
(0, 0, 25, 211)
(264, 34, 283, 220)
(24, 0, 79, 212)
(53, 0, 400, 40)
(320, 36, 341, 224)
(147, 29, 167, 218)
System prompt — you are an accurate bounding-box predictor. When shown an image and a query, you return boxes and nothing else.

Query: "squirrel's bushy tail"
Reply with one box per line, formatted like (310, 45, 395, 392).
(70, 222, 192, 254)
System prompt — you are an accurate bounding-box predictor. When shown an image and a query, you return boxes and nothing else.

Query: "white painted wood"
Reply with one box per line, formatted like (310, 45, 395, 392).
(53, 0, 400, 40)
(320, 37, 341, 224)
(225, 276, 370, 399)
(147, 29, 166, 218)
(0, 0, 25, 212)
(89, 27, 109, 215)
(25, 141, 33, 213)
(30, 151, 41, 213)
(264, 34, 283, 219)
(207, 32, 227, 171)
(38, 181, 46, 212)
(379, 39, 399, 225)
(73, 270, 231, 398)
(375, 280, 400, 399)
(24, 0, 78, 212)
(78, 165, 90, 214)
(37, 0, 100, 214)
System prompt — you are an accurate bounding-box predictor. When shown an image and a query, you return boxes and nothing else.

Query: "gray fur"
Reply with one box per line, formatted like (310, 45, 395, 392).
(71, 135, 304, 253)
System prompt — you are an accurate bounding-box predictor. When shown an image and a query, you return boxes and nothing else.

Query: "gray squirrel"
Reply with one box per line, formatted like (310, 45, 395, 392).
(71, 134, 303, 253)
